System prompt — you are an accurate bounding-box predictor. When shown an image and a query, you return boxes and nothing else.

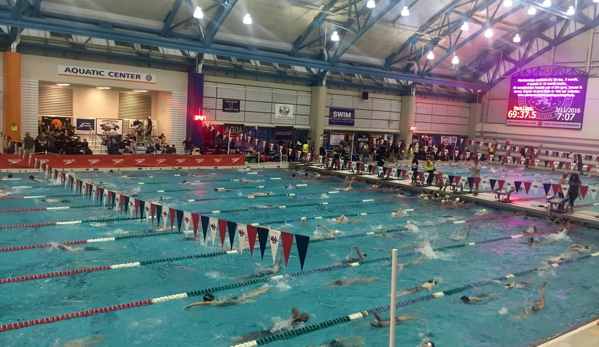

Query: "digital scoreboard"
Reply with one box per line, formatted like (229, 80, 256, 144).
(506, 73, 588, 130)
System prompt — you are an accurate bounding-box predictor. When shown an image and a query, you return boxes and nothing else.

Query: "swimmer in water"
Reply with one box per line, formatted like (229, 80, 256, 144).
(234, 308, 309, 342)
(392, 208, 403, 217)
(569, 244, 591, 253)
(459, 293, 498, 304)
(370, 309, 422, 327)
(29, 175, 43, 183)
(526, 237, 556, 248)
(504, 281, 531, 289)
(396, 279, 437, 297)
(396, 254, 426, 271)
(249, 192, 270, 197)
(316, 224, 340, 237)
(236, 252, 283, 280)
(54, 244, 101, 253)
(183, 285, 269, 309)
(308, 336, 365, 347)
(331, 246, 367, 266)
(516, 282, 547, 317)
(450, 225, 472, 241)
(242, 179, 264, 183)
(336, 214, 359, 224)
(42, 199, 70, 203)
(60, 334, 106, 347)
(343, 177, 356, 191)
(474, 209, 488, 216)
(0, 174, 14, 180)
(525, 225, 538, 233)
(547, 253, 573, 263)
(325, 277, 379, 288)
(215, 188, 233, 192)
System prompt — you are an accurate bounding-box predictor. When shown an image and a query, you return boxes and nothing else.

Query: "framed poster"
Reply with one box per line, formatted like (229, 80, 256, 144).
(96, 119, 123, 135)
(222, 99, 241, 113)
(76, 118, 95, 131)
(274, 104, 294, 119)
(329, 132, 345, 146)
(41, 116, 72, 128)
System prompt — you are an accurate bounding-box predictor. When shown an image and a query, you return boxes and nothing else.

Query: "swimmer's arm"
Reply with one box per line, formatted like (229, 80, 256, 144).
(539, 282, 547, 309)
(123, 188, 132, 196)
(243, 285, 270, 299)
(337, 215, 345, 222)
(317, 224, 335, 235)
(372, 310, 383, 322)
(465, 225, 471, 237)
(291, 308, 300, 319)
(183, 301, 211, 309)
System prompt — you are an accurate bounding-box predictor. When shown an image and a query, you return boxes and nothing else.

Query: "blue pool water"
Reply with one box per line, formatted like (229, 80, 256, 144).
(1, 166, 598, 347)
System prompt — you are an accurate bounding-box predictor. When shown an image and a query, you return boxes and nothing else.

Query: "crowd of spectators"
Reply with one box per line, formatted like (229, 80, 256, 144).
(33, 121, 93, 155)
(103, 133, 177, 155)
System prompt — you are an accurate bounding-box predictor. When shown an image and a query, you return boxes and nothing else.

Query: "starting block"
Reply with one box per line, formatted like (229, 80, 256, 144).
(547, 196, 568, 214)
(494, 188, 515, 203)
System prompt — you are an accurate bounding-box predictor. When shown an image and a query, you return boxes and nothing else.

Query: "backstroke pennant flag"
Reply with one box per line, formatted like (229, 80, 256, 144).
(227, 221, 237, 250)
(280, 231, 294, 266)
(589, 186, 598, 200)
(531, 183, 540, 195)
(295, 234, 310, 270)
(523, 181, 532, 194)
(139, 200, 146, 220)
(169, 208, 177, 230)
(150, 203, 157, 224)
(217, 219, 228, 248)
(535, 159, 540, 167)
(176, 210, 184, 232)
(247, 225, 258, 256)
(543, 183, 552, 196)
(489, 179, 497, 190)
(183, 211, 192, 235)
(560, 185, 570, 197)
(551, 184, 561, 196)
(156, 205, 163, 226)
(200, 215, 209, 242)
(268, 230, 281, 263)
(237, 223, 247, 254)
(514, 181, 522, 193)
(580, 186, 589, 199)
(209, 217, 218, 246)
(257, 227, 270, 259)
(497, 180, 505, 191)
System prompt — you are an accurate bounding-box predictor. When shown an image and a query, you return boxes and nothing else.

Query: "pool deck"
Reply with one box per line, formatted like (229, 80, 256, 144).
(533, 316, 599, 347)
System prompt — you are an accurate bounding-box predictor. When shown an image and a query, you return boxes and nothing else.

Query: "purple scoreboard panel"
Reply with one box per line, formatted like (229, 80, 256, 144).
(506, 74, 588, 130)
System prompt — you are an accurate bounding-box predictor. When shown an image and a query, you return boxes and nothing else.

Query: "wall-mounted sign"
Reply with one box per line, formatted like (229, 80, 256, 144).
(41, 116, 72, 128)
(275, 126, 294, 141)
(76, 118, 95, 131)
(329, 132, 345, 146)
(58, 65, 156, 83)
(96, 119, 123, 135)
(274, 104, 294, 119)
(222, 99, 241, 113)
(329, 108, 355, 126)
(224, 123, 244, 135)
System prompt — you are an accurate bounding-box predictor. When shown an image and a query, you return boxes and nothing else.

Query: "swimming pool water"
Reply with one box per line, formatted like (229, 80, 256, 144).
(1, 166, 598, 347)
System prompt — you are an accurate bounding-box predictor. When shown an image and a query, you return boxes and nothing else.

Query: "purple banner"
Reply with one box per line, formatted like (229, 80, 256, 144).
(507, 74, 588, 130)
(329, 108, 355, 126)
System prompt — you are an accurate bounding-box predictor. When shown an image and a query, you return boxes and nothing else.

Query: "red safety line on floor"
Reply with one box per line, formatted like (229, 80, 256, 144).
(0, 299, 153, 332)
(0, 240, 87, 252)
(0, 222, 57, 230)
(0, 265, 111, 284)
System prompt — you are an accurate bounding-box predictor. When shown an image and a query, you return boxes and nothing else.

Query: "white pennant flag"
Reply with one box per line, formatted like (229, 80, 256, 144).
(443, 174, 449, 184)
(103, 190, 108, 206)
(490, 155, 495, 162)
(270, 143, 274, 151)
(268, 229, 281, 263)
(568, 153, 574, 159)
(339, 159, 345, 169)
(583, 164, 588, 172)
(532, 183, 540, 195)
(505, 181, 514, 191)
(183, 211, 192, 234)
(423, 172, 429, 182)
(444, 149, 448, 155)
(506, 145, 511, 151)
(460, 177, 467, 187)
(593, 156, 597, 162)
(535, 159, 540, 167)
(561, 185, 570, 197)
(129, 202, 134, 217)
(520, 157, 526, 166)
(507, 157, 513, 164)
(236, 223, 247, 253)
(514, 146, 519, 153)
(481, 178, 489, 189)
(590, 186, 598, 200)
(377, 166, 384, 175)
(209, 217, 218, 246)
(553, 161, 560, 169)
(477, 153, 481, 160)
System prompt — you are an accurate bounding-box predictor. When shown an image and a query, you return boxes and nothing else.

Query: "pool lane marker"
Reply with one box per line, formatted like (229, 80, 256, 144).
(1, 238, 594, 335)
(0, 193, 80, 201)
(0, 205, 99, 213)
(0, 216, 139, 231)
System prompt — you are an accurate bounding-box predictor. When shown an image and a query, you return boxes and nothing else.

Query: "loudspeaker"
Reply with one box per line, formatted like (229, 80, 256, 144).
(361, 91, 369, 100)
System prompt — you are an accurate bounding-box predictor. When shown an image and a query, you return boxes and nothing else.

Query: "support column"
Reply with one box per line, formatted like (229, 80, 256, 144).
(309, 86, 326, 151)
(399, 95, 415, 145)
(186, 72, 204, 149)
(468, 103, 482, 140)
(3, 52, 21, 141)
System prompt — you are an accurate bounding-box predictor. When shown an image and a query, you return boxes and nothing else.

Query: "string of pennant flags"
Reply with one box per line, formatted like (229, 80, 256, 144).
(39, 163, 312, 270)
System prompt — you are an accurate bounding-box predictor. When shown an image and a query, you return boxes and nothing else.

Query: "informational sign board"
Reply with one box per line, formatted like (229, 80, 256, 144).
(76, 118, 95, 131)
(274, 104, 294, 119)
(222, 99, 241, 113)
(96, 119, 123, 135)
(507, 72, 588, 130)
(329, 132, 345, 146)
(275, 126, 294, 141)
(329, 108, 355, 126)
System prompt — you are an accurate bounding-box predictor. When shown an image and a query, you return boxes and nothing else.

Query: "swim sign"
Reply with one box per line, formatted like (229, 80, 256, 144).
(329, 108, 355, 126)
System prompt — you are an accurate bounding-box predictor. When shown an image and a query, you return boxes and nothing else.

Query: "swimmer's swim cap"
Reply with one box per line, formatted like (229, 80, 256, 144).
(301, 217, 307, 222)
(203, 293, 215, 302)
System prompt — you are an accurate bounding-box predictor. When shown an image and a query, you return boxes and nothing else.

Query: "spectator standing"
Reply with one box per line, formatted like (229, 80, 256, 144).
(23, 132, 34, 155)
(183, 137, 194, 154)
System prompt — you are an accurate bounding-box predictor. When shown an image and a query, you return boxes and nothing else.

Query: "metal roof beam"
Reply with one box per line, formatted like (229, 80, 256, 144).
(161, 0, 184, 37)
(203, 0, 239, 48)
(290, 0, 341, 56)
(512, 0, 594, 26)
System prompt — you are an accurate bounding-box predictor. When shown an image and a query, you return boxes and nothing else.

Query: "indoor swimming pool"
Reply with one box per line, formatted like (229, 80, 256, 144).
(1, 166, 598, 347)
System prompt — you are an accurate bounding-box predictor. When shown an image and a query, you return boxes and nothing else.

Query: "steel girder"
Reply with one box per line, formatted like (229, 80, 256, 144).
(203, 0, 239, 48)
(161, 0, 184, 37)
(290, 0, 341, 56)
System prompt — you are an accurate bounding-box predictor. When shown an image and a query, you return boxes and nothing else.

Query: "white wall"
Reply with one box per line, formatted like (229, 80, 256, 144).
(73, 87, 119, 120)
(414, 98, 470, 135)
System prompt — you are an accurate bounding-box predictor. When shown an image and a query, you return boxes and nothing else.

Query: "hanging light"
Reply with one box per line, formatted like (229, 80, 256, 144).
(461, 22, 469, 31)
(513, 34, 521, 43)
(527, 7, 536, 15)
(193, 6, 204, 19)
(401, 6, 409, 16)
(503, 0, 512, 7)
(367, 0, 375, 9)
(331, 31, 340, 42)
(566, 6, 575, 15)
(594, 0, 599, 3)
(484, 28, 493, 38)
(426, 51, 434, 60)
(243, 13, 252, 25)
(452, 55, 459, 65)
(542, 0, 551, 7)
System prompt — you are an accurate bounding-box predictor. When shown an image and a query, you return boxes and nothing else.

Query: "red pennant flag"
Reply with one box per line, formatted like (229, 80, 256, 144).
(580, 186, 588, 199)
(418, 172, 423, 181)
(96, 187, 101, 202)
(218, 219, 227, 248)
(474, 177, 481, 190)
(551, 184, 561, 196)
(454, 176, 461, 185)
(247, 225, 258, 256)
(549, 161, 554, 168)
(386, 168, 392, 178)
(523, 181, 532, 194)
(435, 173, 441, 185)
(587, 164, 593, 172)
(280, 231, 294, 266)
(119, 194, 125, 212)
(169, 208, 176, 230)
(150, 203, 156, 224)
(401, 170, 407, 179)
(134, 199, 140, 217)
(565, 162, 570, 170)
(497, 180, 505, 190)
(191, 213, 200, 239)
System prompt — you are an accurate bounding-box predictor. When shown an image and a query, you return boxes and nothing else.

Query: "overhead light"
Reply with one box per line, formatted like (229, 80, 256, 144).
(401, 6, 409, 17)
(542, 0, 551, 7)
(243, 13, 252, 25)
(484, 28, 493, 38)
(566, 6, 575, 15)
(96, 87, 111, 90)
(193, 6, 203, 19)
(426, 51, 434, 60)
(503, 0, 512, 7)
(513, 34, 521, 43)
(527, 7, 536, 15)
(56, 83, 70, 86)
(595, 0, 599, 3)
(461, 22, 469, 31)
(133, 90, 148, 93)
(452, 55, 459, 65)
(331, 31, 340, 42)
(367, 0, 375, 9)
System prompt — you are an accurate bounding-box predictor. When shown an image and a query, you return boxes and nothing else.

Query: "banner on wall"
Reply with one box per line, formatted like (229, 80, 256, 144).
(224, 123, 244, 135)
(275, 126, 294, 141)
(26, 154, 245, 169)
(329, 108, 355, 126)
(58, 65, 156, 83)
(96, 119, 123, 135)
(274, 104, 294, 119)
(222, 99, 241, 113)
(440, 136, 457, 146)
(41, 116, 72, 128)
(76, 118, 95, 131)
(329, 132, 345, 146)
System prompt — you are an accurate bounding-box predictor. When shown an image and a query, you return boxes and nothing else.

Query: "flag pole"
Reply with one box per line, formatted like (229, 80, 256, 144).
(389, 248, 397, 347)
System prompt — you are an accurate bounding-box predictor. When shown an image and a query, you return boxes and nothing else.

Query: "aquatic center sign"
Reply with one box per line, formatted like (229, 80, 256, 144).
(58, 65, 156, 83)
(507, 74, 587, 130)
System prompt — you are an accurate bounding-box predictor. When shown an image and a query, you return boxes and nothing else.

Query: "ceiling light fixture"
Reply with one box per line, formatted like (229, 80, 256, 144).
(96, 87, 111, 90)
(401, 6, 409, 17)
(594, 0, 599, 3)
(503, 0, 512, 7)
(56, 83, 70, 86)
(461, 22, 469, 31)
(193, 6, 203, 19)
(331, 31, 340, 42)
(542, 0, 551, 7)
(484, 28, 493, 38)
(527, 6, 536, 15)
(243, 13, 252, 25)
(566, 6, 575, 15)
(367, 0, 375, 9)
(452, 55, 459, 65)
(513, 34, 521, 43)
(426, 51, 434, 60)
(133, 90, 148, 93)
